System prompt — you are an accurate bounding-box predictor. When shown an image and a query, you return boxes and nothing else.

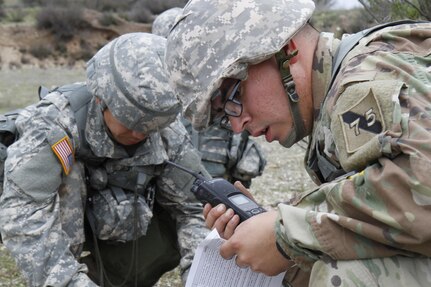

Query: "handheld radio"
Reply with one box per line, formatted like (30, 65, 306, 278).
(165, 161, 266, 222)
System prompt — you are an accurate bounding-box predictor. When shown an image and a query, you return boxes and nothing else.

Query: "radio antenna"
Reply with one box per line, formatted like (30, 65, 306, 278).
(164, 160, 206, 180)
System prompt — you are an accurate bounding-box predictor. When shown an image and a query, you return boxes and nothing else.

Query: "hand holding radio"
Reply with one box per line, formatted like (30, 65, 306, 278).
(165, 161, 266, 238)
(165, 161, 290, 274)
(203, 180, 255, 238)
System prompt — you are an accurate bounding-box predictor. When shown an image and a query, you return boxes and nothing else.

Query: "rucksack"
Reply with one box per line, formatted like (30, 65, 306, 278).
(0, 109, 22, 195)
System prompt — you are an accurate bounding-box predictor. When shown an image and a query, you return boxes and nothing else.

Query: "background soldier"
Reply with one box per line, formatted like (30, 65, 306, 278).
(0, 32, 209, 286)
(165, 0, 431, 286)
(152, 7, 267, 188)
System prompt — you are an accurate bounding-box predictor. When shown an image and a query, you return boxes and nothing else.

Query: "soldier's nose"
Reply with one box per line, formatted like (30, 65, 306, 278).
(229, 115, 249, 133)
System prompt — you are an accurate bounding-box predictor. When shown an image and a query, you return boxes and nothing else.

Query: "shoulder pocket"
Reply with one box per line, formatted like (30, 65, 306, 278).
(9, 145, 62, 201)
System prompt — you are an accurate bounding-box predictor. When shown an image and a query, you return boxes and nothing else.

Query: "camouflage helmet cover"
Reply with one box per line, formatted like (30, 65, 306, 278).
(152, 7, 183, 38)
(165, 0, 315, 130)
(86, 32, 180, 134)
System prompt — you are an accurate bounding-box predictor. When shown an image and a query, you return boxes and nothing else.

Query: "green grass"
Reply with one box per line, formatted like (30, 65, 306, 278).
(0, 245, 25, 287)
(0, 67, 85, 113)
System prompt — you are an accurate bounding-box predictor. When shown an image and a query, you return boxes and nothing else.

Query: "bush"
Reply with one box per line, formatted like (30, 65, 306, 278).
(21, 0, 47, 7)
(99, 12, 120, 26)
(129, 0, 188, 23)
(311, 8, 374, 38)
(93, 0, 132, 12)
(6, 8, 26, 22)
(36, 5, 88, 41)
(76, 39, 94, 61)
(29, 44, 51, 60)
(358, 0, 430, 22)
(0, 0, 4, 18)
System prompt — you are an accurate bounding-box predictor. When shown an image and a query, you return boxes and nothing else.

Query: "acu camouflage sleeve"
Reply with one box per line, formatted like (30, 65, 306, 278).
(0, 104, 96, 286)
(276, 23, 431, 270)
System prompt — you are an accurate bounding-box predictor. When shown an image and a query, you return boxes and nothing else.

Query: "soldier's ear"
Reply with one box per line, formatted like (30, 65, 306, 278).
(283, 40, 298, 65)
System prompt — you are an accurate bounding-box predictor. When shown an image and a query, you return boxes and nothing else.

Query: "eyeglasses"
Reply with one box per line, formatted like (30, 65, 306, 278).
(224, 80, 242, 117)
(210, 79, 243, 129)
(219, 80, 243, 129)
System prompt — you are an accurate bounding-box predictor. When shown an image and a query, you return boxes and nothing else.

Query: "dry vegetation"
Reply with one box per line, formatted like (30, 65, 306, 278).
(0, 0, 386, 70)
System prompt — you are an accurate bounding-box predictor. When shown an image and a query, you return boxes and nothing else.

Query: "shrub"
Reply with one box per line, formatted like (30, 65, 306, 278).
(76, 39, 93, 61)
(99, 12, 120, 26)
(96, 0, 131, 12)
(36, 5, 88, 41)
(358, 0, 430, 22)
(29, 44, 51, 60)
(0, 0, 4, 19)
(21, 0, 47, 7)
(6, 9, 25, 22)
(311, 8, 374, 38)
(128, 0, 188, 23)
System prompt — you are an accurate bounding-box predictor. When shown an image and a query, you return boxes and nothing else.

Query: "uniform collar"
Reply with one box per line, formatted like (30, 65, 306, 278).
(311, 32, 340, 121)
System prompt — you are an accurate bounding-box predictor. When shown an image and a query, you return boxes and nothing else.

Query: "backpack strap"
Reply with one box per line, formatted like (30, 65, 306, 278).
(0, 109, 22, 158)
(39, 83, 103, 166)
(62, 84, 104, 166)
(0, 109, 23, 198)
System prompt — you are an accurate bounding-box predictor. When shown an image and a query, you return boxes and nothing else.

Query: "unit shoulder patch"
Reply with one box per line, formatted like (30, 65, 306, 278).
(51, 136, 74, 175)
(338, 89, 385, 153)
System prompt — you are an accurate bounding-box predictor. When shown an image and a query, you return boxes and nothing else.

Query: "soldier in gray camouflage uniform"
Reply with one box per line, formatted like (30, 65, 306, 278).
(152, 7, 266, 188)
(164, 0, 431, 286)
(0, 32, 209, 287)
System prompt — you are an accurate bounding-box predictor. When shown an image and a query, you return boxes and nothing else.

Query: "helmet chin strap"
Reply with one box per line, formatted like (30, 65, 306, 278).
(275, 49, 306, 148)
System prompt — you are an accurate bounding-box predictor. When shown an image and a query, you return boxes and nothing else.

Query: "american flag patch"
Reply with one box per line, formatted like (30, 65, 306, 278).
(51, 136, 74, 175)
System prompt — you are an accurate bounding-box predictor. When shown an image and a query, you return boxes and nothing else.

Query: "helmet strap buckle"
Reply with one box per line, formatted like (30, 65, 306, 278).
(275, 49, 305, 147)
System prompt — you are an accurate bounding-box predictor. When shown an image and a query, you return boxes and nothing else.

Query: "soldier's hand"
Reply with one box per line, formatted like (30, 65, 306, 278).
(219, 210, 293, 276)
(233, 181, 255, 200)
(203, 180, 255, 239)
(203, 203, 240, 239)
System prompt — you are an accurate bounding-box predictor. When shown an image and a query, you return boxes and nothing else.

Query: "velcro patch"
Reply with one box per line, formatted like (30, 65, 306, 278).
(51, 136, 74, 175)
(339, 89, 385, 153)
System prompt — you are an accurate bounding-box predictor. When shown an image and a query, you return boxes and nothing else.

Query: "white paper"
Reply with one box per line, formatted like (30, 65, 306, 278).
(186, 229, 286, 287)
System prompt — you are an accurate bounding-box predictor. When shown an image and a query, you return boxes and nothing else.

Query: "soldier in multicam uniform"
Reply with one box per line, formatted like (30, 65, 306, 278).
(152, 7, 267, 188)
(0, 33, 209, 286)
(164, 0, 431, 286)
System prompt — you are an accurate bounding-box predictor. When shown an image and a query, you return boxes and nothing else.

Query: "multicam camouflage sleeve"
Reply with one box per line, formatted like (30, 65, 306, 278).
(275, 22, 431, 271)
(0, 100, 96, 286)
(156, 118, 210, 281)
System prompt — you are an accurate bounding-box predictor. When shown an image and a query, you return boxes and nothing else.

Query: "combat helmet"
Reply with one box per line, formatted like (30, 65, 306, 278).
(152, 7, 183, 38)
(165, 0, 315, 139)
(87, 32, 180, 134)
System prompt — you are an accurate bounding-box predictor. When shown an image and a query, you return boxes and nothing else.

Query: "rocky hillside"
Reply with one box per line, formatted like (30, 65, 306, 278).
(0, 8, 152, 70)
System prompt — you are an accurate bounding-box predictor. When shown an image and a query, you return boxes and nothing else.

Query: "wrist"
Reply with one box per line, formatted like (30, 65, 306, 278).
(274, 214, 291, 261)
(275, 239, 291, 260)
